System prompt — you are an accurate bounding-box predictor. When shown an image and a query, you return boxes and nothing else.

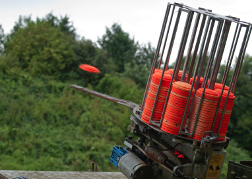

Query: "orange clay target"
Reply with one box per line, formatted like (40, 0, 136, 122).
(79, 64, 100, 73)
(141, 69, 173, 125)
(213, 88, 235, 140)
(187, 88, 220, 140)
(161, 81, 194, 135)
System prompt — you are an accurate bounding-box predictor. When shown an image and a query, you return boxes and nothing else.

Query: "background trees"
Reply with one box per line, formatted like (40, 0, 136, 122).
(0, 12, 252, 179)
(98, 23, 137, 73)
(5, 21, 75, 78)
(216, 55, 252, 151)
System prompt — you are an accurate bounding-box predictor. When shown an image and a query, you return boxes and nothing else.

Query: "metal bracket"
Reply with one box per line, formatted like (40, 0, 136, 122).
(200, 131, 217, 148)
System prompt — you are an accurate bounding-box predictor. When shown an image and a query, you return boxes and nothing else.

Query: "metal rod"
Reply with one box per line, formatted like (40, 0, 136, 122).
(222, 24, 241, 84)
(174, 10, 194, 81)
(158, 5, 175, 69)
(230, 25, 250, 93)
(181, 13, 201, 82)
(158, 8, 183, 127)
(70, 85, 138, 109)
(190, 18, 218, 137)
(232, 25, 252, 93)
(217, 25, 251, 136)
(150, 7, 182, 126)
(141, 3, 171, 111)
(209, 20, 231, 89)
(179, 16, 211, 135)
(187, 17, 212, 116)
(211, 23, 241, 131)
(214, 21, 231, 84)
(194, 19, 215, 89)
(187, 15, 207, 82)
(202, 20, 224, 88)
(229, 25, 246, 92)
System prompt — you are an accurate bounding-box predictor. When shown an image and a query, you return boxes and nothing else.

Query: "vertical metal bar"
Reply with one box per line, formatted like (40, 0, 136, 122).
(179, 17, 211, 135)
(221, 24, 241, 85)
(211, 22, 241, 131)
(181, 13, 201, 82)
(229, 25, 246, 93)
(158, 8, 183, 127)
(216, 24, 251, 136)
(174, 10, 194, 81)
(209, 20, 231, 89)
(187, 17, 212, 114)
(158, 5, 175, 69)
(213, 21, 231, 84)
(231, 25, 251, 93)
(150, 7, 182, 126)
(141, 3, 171, 111)
(187, 15, 207, 82)
(217, 25, 251, 136)
(231, 25, 252, 93)
(202, 20, 223, 88)
(190, 18, 220, 137)
(194, 19, 215, 90)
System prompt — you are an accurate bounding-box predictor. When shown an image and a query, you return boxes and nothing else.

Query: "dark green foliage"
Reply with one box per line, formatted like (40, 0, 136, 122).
(96, 74, 144, 104)
(123, 43, 156, 87)
(217, 55, 252, 151)
(0, 24, 4, 55)
(220, 140, 252, 179)
(0, 67, 143, 171)
(7, 13, 75, 41)
(170, 55, 210, 80)
(1, 12, 252, 174)
(73, 38, 117, 86)
(98, 23, 137, 73)
(7, 15, 32, 41)
(43, 13, 76, 38)
(5, 21, 75, 78)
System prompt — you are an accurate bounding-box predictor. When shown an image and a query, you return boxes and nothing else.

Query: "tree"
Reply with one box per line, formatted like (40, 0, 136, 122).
(42, 13, 76, 38)
(0, 25, 4, 55)
(7, 15, 32, 42)
(216, 55, 252, 152)
(124, 42, 156, 87)
(5, 20, 75, 78)
(98, 23, 137, 73)
(6, 13, 76, 45)
(73, 38, 116, 85)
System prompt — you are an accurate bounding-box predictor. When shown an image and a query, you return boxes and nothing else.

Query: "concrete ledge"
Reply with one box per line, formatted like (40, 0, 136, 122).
(0, 170, 127, 179)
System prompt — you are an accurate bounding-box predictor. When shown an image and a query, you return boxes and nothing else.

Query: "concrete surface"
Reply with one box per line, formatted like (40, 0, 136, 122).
(0, 170, 127, 179)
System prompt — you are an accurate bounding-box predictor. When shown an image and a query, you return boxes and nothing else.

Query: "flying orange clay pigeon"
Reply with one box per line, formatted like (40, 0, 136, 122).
(79, 64, 100, 73)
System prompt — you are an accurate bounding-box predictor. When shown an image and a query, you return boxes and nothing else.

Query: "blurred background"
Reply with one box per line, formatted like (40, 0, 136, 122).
(0, 1, 251, 179)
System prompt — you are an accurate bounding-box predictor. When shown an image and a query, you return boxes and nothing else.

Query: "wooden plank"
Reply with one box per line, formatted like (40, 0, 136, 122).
(0, 171, 127, 179)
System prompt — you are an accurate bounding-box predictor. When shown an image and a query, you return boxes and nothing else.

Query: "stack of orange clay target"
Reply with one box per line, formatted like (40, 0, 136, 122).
(189, 77, 204, 90)
(214, 83, 229, 91)
(141, 69, 174, 125)
(168, 69, 188, 82)
(187, 88, 220, 140)
(213, 89, 235, 140)
(161, 81, 194, 135)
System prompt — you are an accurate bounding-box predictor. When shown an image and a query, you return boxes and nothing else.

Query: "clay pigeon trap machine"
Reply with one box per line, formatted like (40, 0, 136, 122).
(71, 2, 252, 179)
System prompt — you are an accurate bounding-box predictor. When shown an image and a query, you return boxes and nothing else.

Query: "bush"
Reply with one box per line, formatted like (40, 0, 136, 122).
(5, 21, 75, 78)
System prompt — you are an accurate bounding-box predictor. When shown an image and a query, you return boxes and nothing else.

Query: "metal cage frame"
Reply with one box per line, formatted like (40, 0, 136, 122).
(140, 2, 252, 140)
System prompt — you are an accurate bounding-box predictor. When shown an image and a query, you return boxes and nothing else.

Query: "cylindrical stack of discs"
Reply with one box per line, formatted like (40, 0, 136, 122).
(189, 77, 204, 90)
(214, 83, 229, 91)
(213, 89, 235, 140)
(168, 69, 188, 82)
(141, 69, 174, 125)
(187, 88, 220, 140)
(161, 81, 194, 135)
